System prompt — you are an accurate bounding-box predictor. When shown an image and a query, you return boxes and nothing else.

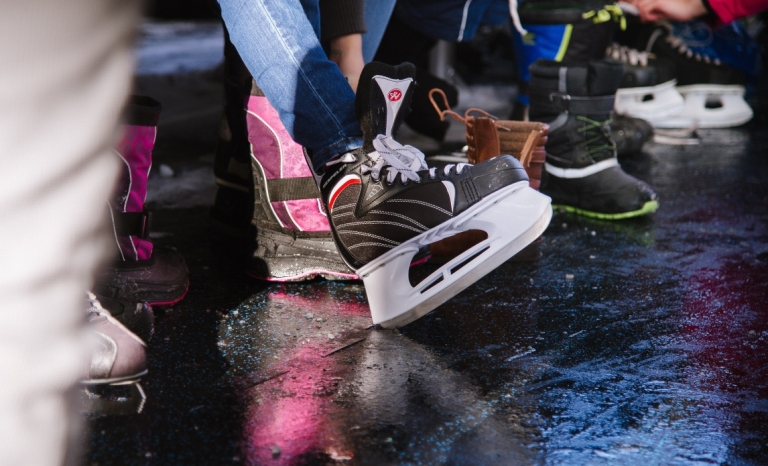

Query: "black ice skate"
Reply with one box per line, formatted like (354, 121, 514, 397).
(319, 62, 552, 327)
(529, 59, 658, 219)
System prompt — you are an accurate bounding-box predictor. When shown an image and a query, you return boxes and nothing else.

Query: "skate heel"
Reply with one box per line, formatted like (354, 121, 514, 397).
(248, 227, 358, 282)
(360, 184, 552, 328)
(655, 85, 753, 129)
(615, 80, 684, 120)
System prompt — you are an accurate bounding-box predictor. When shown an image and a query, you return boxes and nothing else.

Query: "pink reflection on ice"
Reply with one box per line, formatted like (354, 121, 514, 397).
(268, 287, 371, 318)
(243, 287, 364, 464)
(244, 348, 354, 464)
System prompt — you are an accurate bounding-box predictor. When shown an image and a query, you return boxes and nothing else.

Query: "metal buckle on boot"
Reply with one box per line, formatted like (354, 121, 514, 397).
(549, 93, 571, 114)
(113, 208, 153, 239)
(549, 92, 570, 102)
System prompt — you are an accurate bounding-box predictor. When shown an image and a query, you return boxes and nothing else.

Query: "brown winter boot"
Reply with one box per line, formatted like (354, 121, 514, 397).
(428, 89, 549, 262)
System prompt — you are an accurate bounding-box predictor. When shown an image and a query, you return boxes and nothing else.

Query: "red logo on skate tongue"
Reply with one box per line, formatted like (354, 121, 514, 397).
(388, 89, 402, 102)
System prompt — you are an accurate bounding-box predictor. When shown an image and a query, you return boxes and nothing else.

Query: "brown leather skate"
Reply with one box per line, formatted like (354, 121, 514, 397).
(428, 89, 549, 262)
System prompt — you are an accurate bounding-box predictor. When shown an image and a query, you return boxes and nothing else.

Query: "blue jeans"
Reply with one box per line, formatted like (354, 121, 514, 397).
(362, 0, 397, 63)
(219, 0, 363, 170)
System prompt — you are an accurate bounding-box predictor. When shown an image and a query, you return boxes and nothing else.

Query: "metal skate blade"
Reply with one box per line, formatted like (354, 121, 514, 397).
(82, 382, 147, 416)
(653, 134, 700, 145)
(654, 126, 699, 138)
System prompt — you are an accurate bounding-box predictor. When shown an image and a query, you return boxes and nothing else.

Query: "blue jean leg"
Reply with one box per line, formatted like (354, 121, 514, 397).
(219, 0, 362, 170)
(362, 0, 397, 63)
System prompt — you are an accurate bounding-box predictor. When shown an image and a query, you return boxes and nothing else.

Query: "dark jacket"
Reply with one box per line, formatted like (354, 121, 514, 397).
(395, 0, 510, 42)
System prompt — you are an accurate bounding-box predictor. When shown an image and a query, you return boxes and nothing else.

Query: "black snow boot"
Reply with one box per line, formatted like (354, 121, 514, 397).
(529, 59, 658, 219)
(611, 114, 654, 155)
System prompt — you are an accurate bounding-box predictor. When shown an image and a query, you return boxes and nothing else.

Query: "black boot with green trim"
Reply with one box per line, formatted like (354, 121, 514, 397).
(529, 59, 658, 219)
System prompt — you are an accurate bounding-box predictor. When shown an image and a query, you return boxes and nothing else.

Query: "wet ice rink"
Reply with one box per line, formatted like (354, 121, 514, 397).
(85, 21, 768, 465)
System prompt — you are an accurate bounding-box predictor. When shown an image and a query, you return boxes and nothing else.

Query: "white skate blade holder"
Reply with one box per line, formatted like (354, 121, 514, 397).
(653, 84, 753, 129)
(615, 80, 685, 121)
(359, 182, 552, 328)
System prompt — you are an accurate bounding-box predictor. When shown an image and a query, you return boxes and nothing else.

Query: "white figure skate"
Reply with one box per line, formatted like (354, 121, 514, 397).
(618, 22, 753, 128)
(654, 84, 753, 129)
(319, 62, 552, 328)
(608, 44, 685, 121)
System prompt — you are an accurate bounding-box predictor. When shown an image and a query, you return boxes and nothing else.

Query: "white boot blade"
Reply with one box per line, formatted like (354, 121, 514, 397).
(654, 85, 753, 129)
(358, 183, 552, 328)
(615, 80, 685, 121)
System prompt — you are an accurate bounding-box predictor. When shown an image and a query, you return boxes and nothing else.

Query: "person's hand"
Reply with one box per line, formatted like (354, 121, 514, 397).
(329, 34, 365, 93)
(627, 0, 708, 22)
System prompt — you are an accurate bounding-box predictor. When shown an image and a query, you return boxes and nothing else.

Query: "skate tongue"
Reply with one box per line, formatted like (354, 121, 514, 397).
(372, 76, 413, 137)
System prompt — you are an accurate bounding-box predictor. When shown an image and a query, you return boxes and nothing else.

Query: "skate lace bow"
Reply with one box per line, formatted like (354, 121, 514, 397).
(366, 135, 456, 183)
(332, 136, 466, 183)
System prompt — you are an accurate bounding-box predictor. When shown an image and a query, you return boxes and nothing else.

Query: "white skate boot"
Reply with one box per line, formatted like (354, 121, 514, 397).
(608, 44, 684, 121)
(618, 21, 753, 128)
(319, 62, 552, 328)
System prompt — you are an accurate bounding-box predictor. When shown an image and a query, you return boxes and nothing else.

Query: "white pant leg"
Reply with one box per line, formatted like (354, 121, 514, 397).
(0, 1, 142, 465)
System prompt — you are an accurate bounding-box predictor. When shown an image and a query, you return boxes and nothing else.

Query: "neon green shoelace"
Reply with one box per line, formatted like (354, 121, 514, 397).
(576, 115, 614, 158)
(582, 5, 626, 30)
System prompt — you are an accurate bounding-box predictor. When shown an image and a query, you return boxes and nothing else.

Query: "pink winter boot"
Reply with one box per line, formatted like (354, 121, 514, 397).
(95, 95, 189, 305)
(245, 87, 358, 281)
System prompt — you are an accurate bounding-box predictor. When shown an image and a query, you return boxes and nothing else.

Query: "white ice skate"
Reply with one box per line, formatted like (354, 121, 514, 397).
(618, 22, 754, 129)
(319, 62, 552, 328)
(607, 44, 685, 121)
(615, 80, 684, 120)
(653, 84, 753, 129)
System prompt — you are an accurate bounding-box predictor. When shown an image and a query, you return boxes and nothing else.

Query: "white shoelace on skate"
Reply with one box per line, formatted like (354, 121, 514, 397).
(607, 43, 650, 67)
(331, 135, 468, 184)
